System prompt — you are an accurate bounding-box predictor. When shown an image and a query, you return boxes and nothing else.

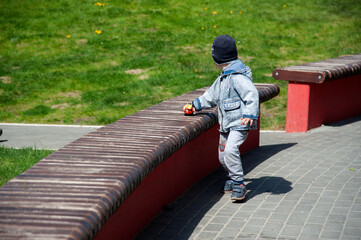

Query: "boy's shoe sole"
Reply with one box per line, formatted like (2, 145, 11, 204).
(230, 191, 246, 201)
(231, 184, 247, 201)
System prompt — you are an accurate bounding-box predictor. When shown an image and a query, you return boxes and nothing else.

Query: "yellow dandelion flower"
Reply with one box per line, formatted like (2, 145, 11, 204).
(205, 7, 208, 10)
(230, 11, 233, 14)
(283, 4, 286, 7)
(213, 25, 217, 28)
(212, 11, 217, 15)
(201, 27, 205, 30)
(66, 35, 71, 38)
(239, 11, 243, 14)
(195, 69, 198, 72)
(95, 30, 102, 34)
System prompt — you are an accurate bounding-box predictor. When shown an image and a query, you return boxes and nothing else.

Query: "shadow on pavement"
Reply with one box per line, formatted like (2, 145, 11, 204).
(325, 114, 361, 127)
(230, 143, 296, 203)
(243, 143, 297, 175)
(244, 176, 293, 202)
(136, 143, 296, 239)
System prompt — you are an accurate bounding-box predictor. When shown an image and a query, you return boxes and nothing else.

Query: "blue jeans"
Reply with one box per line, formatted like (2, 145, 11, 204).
(219, 130, 249, 182)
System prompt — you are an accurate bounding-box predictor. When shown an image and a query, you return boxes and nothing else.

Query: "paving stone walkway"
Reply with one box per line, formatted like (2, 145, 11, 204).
(136, 116, 361, 240)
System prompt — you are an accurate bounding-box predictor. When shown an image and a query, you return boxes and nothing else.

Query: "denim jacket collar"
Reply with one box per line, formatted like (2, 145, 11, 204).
(221, 59, 247, 77)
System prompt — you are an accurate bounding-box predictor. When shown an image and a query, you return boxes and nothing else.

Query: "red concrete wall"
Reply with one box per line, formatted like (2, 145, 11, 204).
(286, 75, 361, 132)
(94, 124, 260, 240)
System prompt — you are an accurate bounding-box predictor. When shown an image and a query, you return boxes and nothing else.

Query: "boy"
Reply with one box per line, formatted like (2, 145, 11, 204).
(184, 35, 259, 201)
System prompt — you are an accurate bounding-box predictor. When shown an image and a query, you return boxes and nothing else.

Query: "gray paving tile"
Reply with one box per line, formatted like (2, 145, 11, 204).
(345, 218, 361, 229)
(268, 213, 289, 223)
(196, 231, 218, 239)
(260, 222, 283, 238)
(307, 215, 327, 225)
(241, 223, 263, 235)
(279, 225, 303, 238)
(323, 222, 344, 232)
(204, 223, 223, 232)
(343, 227, 361, 237)
(320, 230, 341, 239)
(218, 227, 240, 238)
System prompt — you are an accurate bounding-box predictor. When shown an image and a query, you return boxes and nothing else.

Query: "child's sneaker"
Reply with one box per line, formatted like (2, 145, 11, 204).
(223, 179, 233, 193)
(231, 183, 247, 201)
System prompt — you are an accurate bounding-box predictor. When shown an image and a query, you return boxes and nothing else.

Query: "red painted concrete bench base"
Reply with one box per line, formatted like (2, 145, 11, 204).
(286, 75, 361, 132)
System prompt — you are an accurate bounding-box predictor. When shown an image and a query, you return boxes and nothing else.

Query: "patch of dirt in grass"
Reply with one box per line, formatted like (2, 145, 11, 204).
(45, 91, 81, 106)
(125, 69, 144, 75)
(176, 46, 201, 53)
(183, 46, 201, 52)
(1, 76, 12, 84)
(110, 61, 119, 66)
(16, 43, 29, 48)
(279, 47, 288, 55)
(125, 68, 152, 80)
(140, 28, 158, 33)
(51, 103, 70, 110)
(57, 91, 81, 98)
(77, 39, 88, 45)
(139, 74, 149, 80)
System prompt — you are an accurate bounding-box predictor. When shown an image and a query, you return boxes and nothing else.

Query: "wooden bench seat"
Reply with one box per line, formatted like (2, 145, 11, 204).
(0, 83, 279, 240)
(273, 54, 361, 132)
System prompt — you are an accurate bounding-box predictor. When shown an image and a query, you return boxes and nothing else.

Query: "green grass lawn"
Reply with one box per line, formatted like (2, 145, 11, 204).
(0, 0, 360, 129)
(0, 146, 54, 186)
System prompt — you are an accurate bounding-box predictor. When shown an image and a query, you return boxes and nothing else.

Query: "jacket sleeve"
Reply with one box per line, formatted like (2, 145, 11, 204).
(192, 78, 219, 111)
(233, 75, 259, 119)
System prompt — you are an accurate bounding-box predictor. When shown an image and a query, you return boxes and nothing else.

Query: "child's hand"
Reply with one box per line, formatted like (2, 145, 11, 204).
(240, 117, 254, 126)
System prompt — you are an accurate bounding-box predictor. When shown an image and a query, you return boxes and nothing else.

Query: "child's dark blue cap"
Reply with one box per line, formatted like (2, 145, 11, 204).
(211, 35, 238, 64)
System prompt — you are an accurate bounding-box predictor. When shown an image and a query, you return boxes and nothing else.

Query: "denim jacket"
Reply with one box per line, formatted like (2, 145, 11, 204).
(192, 60, 259, 132)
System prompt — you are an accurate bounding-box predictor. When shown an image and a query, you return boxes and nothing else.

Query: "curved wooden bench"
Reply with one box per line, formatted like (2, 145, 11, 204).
(273, 54, 361, 132)
(0, 83, 279, 240)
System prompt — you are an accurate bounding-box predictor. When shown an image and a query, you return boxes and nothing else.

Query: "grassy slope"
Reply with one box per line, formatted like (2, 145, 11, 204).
(0, 0, 360, 129)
